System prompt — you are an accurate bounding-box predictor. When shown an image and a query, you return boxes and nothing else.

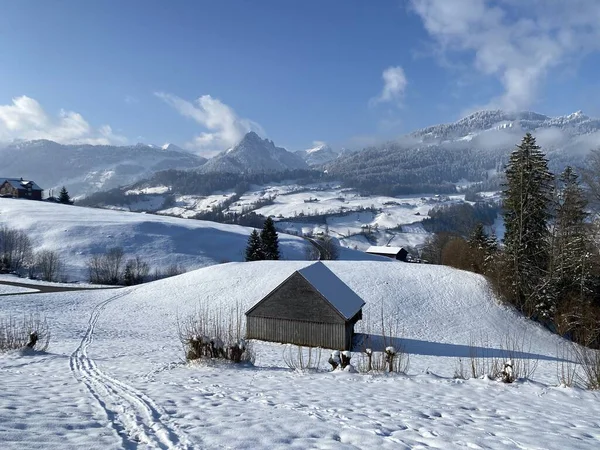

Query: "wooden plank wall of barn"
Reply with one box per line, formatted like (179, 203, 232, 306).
(246, 316, 351, 350)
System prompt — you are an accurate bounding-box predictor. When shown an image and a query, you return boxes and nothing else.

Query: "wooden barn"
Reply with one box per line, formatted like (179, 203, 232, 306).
(245, 262, 365, 350)
(366, 245, 408, 262)
(0, 178, 43, 200)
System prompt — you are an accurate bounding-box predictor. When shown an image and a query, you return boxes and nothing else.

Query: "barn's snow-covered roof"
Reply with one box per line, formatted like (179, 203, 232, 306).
(297, 261, 365, 320)
(1, 178, 43, 191)
(366, 246, 405, 255)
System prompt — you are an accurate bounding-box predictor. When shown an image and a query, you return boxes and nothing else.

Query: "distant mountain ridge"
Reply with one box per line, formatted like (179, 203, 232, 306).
(410, 109, 600, 143)
(295, 143, 339, 166)
(200, 131, 308, 173)
(0, 139, 207, 197)
(324, 109, 600, 196)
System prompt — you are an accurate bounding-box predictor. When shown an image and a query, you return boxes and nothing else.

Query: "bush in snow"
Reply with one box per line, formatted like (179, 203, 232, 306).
(572, 345, 600, 390)
(283, 345, 321, 371)
(177, 300, 254, 364)
(455, 332, 538, 382)
(32, 250, 64, 282)
(0, 225, 33, 274)
(87, 247, 125, 285)
(0, 313, 50, 353)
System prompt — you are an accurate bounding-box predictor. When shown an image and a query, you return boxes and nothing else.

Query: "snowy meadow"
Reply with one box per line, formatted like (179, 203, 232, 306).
(2, 260, 600, 449)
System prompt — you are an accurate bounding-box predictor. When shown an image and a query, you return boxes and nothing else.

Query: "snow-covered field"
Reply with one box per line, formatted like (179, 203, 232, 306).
(115, 182, 482, 252)
(0, 198, 312, 281)
(1, 260, 599, 449)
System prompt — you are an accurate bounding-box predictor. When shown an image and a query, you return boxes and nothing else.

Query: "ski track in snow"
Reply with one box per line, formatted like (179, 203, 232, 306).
(69, 289, 193, 449)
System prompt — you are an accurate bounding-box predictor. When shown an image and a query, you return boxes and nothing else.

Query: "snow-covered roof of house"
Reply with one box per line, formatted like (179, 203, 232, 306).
(365, 246, 405, 255)
(296, 261, 365, 320)
(1, 178, 43, 191)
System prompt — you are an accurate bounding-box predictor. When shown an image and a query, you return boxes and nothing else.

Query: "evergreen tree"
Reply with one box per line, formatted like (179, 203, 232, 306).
(502, 133, 554, 317)
(552, 167, 593, 316)
(245, 229, 265, 261)
(123, 261, 135, 286)
(467, 223, 489, 274)
(58, 186, 73, 205)
(260, 217, 280, 260)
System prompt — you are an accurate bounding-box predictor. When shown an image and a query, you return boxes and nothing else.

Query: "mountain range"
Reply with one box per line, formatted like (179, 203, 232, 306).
(2, 109, 599, 198)
(0, 140, 206, 197)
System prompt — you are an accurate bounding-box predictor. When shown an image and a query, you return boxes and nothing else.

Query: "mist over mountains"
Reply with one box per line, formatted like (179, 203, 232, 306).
(0, 140, 206, 197)
(2, 109, 598, 199)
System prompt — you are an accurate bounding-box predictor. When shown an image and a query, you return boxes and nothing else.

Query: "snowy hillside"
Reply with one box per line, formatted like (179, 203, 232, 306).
(411, 109, 600, 143)
(296, 142, 339, 166)
(1, 260, 598, 449)
(0, 139, 207, 197)
(0, 198, 313, 281)
(200, 131, 308, 173)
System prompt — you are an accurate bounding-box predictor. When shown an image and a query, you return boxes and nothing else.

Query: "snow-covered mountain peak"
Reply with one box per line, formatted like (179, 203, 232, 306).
(161, 143, 185, 152)
(296, 142, 339, 166)
(200, 132, 308, 173)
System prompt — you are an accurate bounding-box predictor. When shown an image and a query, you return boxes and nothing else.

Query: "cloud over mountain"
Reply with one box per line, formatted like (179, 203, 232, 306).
(155, 92, 265, 157)
(0, 96, 126, 145)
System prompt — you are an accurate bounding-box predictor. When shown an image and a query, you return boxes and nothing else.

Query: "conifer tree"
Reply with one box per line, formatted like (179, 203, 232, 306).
(553, 167, 592, 301)
(502, 133, 554, 317)
(245, 229, 265, 261)
(467, 223, 490, 274)
(58, 186, 73, 205)
(260, 217, 280, 260)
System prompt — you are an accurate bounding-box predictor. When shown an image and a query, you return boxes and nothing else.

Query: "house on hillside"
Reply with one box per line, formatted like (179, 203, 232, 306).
(0, 178, 43, 200)
(366, 245, 408, 262)
(245, 262, 365, 350)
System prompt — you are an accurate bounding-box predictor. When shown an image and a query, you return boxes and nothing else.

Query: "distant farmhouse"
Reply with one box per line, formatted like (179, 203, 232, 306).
(366, 246, 408, 262)
(0, 178, 43, 200)
(246, 262, 365, 350)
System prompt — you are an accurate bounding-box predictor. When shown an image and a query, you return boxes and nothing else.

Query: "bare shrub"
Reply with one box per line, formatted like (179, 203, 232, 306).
(573, 345, 600, 390)
(457, 332, 538, 382)
(317, 236, 340, 260)
(152, 263, 187, 281)
(0, 314, 50, 352)
(356, 304, 410, 375)
(556, 342, 577, 387)
(177, 300, 254, 364)
(0, 225, 33, 273)
(34, 250, 63, 282)
(87, 247, 125, 285)
(282, 345, 322, 371)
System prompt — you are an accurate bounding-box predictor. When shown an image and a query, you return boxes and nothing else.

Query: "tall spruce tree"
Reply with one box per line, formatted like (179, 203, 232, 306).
(58, 186, 73, 205)
(502, 133, 554, 317)
(260, 217, 280, 260)
(245, 229, 265, 261)
(553, 167, 592, 301)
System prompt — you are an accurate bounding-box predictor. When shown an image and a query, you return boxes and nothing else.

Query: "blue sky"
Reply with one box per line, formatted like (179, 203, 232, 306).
(1, 0, 600, 155)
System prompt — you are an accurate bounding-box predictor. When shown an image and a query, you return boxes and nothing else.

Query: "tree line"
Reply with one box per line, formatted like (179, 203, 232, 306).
(422, 133, 600, 348)
(245, 217, 281, 261)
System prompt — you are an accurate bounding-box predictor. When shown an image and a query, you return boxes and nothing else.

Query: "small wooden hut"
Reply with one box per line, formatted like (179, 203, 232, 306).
(245, 262, 365, 350)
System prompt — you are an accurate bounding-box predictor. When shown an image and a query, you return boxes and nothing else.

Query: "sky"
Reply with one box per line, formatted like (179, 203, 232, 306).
(1, 0, 600, 156)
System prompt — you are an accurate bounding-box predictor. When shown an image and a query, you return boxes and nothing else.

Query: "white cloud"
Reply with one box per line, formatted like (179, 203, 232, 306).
(155, 92, 264, 156)
(0, 96, 127, 145)
(371, 66, 408, 106)
(410, 0, 600, 111)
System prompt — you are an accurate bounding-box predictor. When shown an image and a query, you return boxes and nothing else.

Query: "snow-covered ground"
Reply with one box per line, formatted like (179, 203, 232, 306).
(1, 260, 599, 449)
(0, 198, 312, 281)
(110, 181, 494, 253)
